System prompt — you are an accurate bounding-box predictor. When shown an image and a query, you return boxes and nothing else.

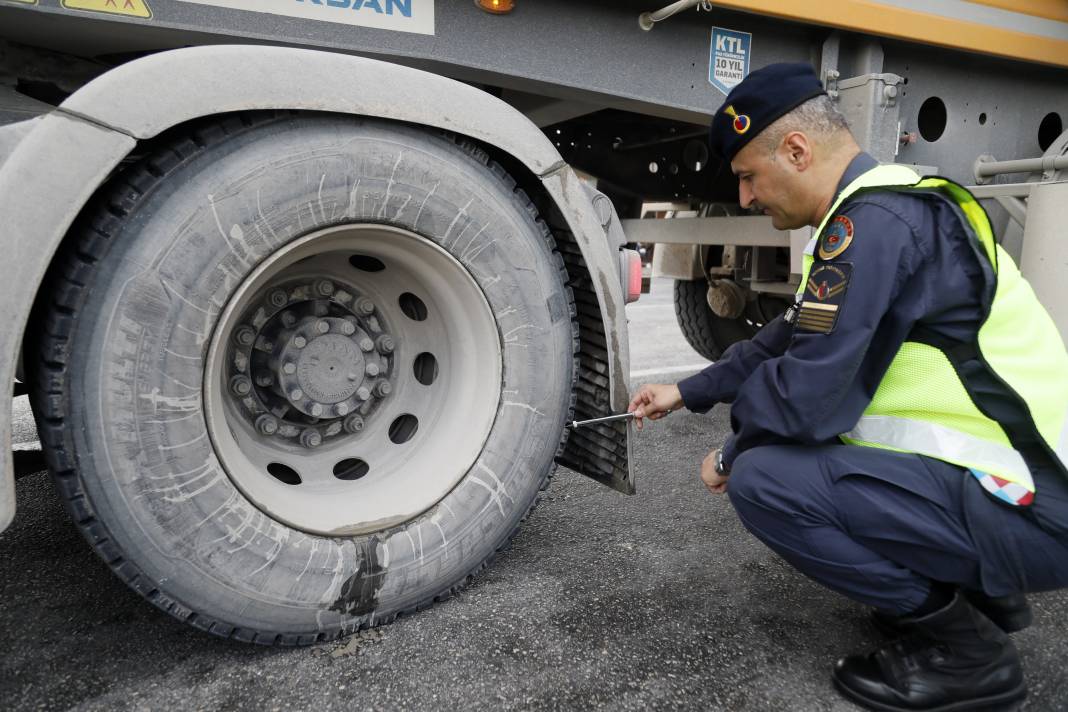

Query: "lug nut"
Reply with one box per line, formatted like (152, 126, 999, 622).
(355, 297, 376, 316)
(255, 373, 274, 387)
(359, 337, 374, 352)
(315, 279, 335, 297)
(283, 362, 297, 375)
(229, 375, 252, 397)
(233, 326, 256, 347)
(316, 320, 330, 334)
(340, 321, 356, 336)
(375, 335, 395, 354)
(280, 311, 297, 327)
(335, 403, 351, 416)
(365, 363, 380, 377)
(267, 289, 288, 308)
(373, 380, 392, 397)
(293, 336, 307, 349)
(309, 403, 324, 417)
(255, 414, 279, 436)
(313, 301, 330, 317)
(289, 388, 303, 401)
(300, 428, 323, 448)
(356, 386, 371, 401)
(343, 414, 365, 434)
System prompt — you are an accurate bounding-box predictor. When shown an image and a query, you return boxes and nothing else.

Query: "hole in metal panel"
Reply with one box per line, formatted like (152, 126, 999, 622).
(918, 97, 947, 142)
(1039, 112, 1063, 152)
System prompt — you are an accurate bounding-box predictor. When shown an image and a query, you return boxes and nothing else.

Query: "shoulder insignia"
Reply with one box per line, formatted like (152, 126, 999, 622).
(798, 263, 852, 334)
(818, 215, 854, 260)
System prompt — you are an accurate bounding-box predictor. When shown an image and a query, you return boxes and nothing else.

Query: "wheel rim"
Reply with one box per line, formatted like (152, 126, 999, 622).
(204, 225, 502, 536)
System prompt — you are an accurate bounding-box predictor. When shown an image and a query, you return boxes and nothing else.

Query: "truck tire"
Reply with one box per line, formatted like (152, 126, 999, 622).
(30, 113, 578, 644)
(673, 278, 757, 361)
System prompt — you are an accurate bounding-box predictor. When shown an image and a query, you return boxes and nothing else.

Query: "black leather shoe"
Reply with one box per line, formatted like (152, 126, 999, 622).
(871, 591, 1032, 637)
(836, 593, 1027, 711)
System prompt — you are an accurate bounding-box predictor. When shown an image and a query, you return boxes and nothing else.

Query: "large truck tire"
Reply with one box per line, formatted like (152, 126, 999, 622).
(29, 113, 578, 644)
(673, 278, 757, 361)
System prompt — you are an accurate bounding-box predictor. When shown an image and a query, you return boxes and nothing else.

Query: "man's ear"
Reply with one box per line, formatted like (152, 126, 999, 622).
(781, 131, 812, 171)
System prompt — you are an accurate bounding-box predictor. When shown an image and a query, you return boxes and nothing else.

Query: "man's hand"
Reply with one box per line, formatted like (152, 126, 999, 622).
(701, 448, 729, 494)
(627, 383, 684, 430)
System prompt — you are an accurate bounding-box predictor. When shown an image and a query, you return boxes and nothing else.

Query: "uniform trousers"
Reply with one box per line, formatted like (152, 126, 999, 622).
(727, 444, 1068, 615)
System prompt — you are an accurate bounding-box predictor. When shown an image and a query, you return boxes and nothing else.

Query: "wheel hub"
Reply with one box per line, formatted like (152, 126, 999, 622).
(228, 281, 394, 447)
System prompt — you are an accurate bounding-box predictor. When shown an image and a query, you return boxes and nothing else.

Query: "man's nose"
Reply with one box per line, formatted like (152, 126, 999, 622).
(738, 181, 753, 209)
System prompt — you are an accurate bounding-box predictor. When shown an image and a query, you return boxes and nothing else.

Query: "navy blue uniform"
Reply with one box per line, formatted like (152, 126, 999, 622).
(677, 153, 1068, 613)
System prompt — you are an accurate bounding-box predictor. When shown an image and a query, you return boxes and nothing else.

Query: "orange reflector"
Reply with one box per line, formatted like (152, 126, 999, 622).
(625, 249, 642, 304)
(475, 0, 515, 13)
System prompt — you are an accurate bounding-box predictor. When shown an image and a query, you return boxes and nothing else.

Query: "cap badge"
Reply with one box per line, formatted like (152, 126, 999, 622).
(724, 105, 751, 135)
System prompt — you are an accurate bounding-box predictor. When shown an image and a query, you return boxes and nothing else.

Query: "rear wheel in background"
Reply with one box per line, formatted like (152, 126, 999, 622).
(673, 278, 760, 361)
(31, 114, 577, 644)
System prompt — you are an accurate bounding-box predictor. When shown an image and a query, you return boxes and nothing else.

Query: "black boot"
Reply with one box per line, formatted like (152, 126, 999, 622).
(872, 591, 1032, 636)
(834, 593, 1027, 711)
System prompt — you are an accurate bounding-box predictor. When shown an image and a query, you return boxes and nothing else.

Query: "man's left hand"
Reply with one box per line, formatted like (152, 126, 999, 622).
(701, 448, 729, 495)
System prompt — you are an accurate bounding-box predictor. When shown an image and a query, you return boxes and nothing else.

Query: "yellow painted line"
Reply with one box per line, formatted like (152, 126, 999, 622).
(3, 0, 39, 5)
(706, 0, 1068, 69)
(968, 0, 1068, 24)
(61, 0, 152, 19)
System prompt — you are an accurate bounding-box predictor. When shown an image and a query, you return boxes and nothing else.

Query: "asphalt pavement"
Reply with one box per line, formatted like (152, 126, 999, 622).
(2, 279, 1067, 711)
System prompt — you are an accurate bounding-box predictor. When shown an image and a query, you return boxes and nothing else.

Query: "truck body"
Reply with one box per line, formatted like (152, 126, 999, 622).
(0, 0, 1064, 643)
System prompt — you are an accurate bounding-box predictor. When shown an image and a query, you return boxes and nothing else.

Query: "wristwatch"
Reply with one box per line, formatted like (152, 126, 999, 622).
(714, 449, 729, 476)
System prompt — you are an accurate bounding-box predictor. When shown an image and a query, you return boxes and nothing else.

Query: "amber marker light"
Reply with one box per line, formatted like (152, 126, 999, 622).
(475, 0, 515, 14)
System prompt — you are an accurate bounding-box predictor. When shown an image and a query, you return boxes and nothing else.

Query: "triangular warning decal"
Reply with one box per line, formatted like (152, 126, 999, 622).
(62, 0, 152, 19)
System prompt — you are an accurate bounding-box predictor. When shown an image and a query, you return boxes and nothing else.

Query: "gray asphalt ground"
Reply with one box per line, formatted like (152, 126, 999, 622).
(3, 279, 1067, 711)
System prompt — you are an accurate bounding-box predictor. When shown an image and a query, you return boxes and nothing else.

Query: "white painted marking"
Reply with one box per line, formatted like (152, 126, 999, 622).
(629, 363, 709, 379)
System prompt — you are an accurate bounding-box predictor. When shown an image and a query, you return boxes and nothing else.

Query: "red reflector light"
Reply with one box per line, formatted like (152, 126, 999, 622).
(625, 249, 642, 303)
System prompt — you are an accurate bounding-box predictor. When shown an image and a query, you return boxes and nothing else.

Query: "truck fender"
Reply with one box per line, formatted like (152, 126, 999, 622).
(0, 45, 631, 531)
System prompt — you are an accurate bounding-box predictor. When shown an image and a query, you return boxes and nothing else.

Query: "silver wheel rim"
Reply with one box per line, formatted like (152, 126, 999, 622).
(204, 225, 502, 535)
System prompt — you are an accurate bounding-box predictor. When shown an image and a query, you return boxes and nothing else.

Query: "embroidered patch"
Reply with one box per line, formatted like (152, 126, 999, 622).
(797, 263, 852, 334)
(818, 215, 854, 260)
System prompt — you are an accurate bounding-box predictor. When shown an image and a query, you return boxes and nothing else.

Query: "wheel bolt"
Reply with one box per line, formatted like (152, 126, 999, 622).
(340, 321, 356, 336)
(373, 380, 392, 397)
(267, 289, 288, 308)
(283, 362, 297, 375)
(316, 320, 330, 334)
(335, 403, 351, 416)
(255, 414, 279, 436)
(356, 386, 371, 401)
(289, 388, 303, 401)
(233, 326, 256, 347)
(375, 335, 395, 354)
(255, 373, 274, 387)
(343, 414, 365, 434)
(300, 428, 322, 448)
(229, 375, 252, 397)
(293, 336, 307, 349)
(309, 403, 324, 417)
(365, 363, 380, 377)
(315, 279, 335, 297)
(359, 337, 374, 352)
(355, 297, 375, 316)
(280, 311, 297, 327)
(313, 301, 330, 317)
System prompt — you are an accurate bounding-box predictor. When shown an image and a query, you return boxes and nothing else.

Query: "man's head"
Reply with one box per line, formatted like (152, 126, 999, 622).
(709, 63, 860, 229)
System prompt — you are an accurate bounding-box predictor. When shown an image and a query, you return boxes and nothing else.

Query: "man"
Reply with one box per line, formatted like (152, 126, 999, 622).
(629, 62, 1068, 711)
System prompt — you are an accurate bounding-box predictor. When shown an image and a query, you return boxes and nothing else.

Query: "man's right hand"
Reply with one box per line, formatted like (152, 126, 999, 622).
(627, 383, 684, 430)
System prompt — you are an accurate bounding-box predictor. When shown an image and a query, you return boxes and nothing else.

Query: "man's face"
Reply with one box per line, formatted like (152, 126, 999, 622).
(730, 137, 808, 230)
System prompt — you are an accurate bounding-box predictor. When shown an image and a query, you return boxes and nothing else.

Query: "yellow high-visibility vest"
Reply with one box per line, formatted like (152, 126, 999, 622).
(798, 165, 1068, 505)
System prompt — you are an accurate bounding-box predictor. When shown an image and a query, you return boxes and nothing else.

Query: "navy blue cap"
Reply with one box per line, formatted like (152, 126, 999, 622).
(709, 62, 826, 163)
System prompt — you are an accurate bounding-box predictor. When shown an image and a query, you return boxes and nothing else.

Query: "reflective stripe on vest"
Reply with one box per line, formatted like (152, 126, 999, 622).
(802, 164, 1068, 506)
